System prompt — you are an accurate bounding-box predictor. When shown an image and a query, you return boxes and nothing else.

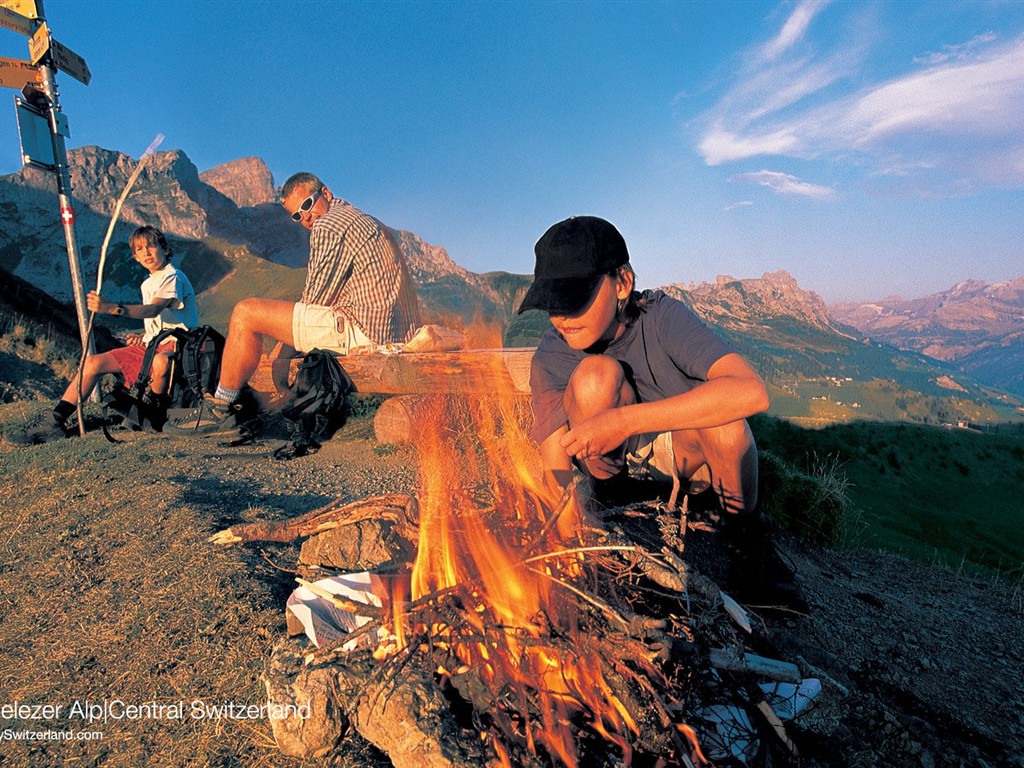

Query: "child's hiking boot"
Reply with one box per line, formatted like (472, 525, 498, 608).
(141, 391, 171, 431)
(6, 410, 70, 445)
(722, 512, 809, 615)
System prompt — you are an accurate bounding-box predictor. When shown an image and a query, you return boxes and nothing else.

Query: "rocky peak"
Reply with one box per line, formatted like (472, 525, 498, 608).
(391, 229, 469, 282)
(830, 277, 1024, 394)
(200, 157, 277, 208)
(60, 146, 211, 240)
(671, 269, 838, 333)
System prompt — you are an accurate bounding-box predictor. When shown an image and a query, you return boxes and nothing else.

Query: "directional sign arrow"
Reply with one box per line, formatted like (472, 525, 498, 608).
(0, 4, 33, 36)
(0, 55, 41, 90)
(27, 18, 47, 64)
(0, 0, 38, 19)
(51, 37, 90, 85)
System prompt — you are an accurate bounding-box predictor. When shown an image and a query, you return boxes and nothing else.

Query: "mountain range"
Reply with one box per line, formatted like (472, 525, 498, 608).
(832, 280, 1024, 396)
(1, 146, 1022, 423)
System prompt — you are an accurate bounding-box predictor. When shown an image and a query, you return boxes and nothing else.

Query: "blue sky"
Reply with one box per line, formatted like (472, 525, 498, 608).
(2, 0, 1023, 303)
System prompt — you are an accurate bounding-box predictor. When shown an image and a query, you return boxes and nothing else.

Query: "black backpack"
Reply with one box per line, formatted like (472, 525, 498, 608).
(104, 325, 225, 433)
(273, 349, 354, 460)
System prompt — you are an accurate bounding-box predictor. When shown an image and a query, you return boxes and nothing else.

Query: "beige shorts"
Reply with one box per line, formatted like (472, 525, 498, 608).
(292, 303, 373, 355)
(626, 431, 677, 483)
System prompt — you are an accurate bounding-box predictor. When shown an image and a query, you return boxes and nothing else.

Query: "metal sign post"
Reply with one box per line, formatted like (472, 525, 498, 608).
(2, 0, 94, 369)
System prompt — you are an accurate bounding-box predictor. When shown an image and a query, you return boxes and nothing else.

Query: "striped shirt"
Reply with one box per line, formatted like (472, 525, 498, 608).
(301, 199, 421, 344)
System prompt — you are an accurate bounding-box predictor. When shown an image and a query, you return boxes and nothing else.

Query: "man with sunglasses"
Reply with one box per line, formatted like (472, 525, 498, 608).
(167, 172, 420, 437)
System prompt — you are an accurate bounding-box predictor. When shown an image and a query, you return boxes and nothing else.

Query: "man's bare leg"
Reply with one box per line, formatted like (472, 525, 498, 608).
(218, 298, 297, 393)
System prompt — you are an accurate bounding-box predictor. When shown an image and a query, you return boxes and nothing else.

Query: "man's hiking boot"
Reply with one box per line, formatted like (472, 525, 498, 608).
(5, 410, 70, 445)
(164, 393, 242, 438)
(163, 389, 260, 439)
(722, 512, 809, 615)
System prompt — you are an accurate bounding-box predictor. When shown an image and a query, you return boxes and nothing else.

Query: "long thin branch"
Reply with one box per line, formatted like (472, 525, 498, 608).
(75, 134, 164, 436)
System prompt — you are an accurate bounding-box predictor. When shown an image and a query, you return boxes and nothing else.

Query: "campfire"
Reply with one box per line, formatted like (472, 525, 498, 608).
(214, 356, 814, 767)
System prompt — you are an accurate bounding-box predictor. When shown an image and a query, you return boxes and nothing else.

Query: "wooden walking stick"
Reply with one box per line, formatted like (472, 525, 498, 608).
(74, 134, 164, 436)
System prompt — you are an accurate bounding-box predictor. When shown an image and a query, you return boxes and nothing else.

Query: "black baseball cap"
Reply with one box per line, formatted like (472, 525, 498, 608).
(517, 216, 630, 315)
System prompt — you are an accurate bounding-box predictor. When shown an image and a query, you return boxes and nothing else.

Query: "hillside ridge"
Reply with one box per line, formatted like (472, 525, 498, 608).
(2, 145, 1022, 422)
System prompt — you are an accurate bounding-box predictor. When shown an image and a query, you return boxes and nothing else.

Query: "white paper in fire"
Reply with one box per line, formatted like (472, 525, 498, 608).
(286, 572, 386, 650)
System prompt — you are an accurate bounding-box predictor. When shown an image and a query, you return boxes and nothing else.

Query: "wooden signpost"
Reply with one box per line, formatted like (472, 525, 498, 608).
(1, 0, 94, 381)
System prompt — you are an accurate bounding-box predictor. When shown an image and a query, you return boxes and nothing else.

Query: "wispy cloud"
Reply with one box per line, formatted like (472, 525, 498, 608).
(695, 3, 1024, 191)
(913, 32, 997, 66)
(725, 200, 754, 211)
(762, 0, 829, 61)
(730, 170, 836, 199)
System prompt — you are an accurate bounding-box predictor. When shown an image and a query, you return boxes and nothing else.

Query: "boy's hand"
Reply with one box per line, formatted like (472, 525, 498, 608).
(86, 291, 107, 314)
(559, 411, 626, 463)
(125, 333, 145, 347)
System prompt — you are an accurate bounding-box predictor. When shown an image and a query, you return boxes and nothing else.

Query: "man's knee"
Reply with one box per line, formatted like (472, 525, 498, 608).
(229, 298, 263, 330)
(566, 355, 627, 411)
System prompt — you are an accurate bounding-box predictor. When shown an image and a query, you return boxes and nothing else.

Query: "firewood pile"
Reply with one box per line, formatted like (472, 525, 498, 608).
(216, 495, 818, 767)
(212, 394, 822, 767)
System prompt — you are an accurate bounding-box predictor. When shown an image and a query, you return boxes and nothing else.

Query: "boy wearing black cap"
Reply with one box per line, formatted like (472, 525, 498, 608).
(520, 215, 806, 612)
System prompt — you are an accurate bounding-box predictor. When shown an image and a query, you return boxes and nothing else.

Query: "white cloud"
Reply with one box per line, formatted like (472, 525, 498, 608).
(847, 40, 1024, 145)
(699, 126, 801, 165)
(694, 4, 1024, 190)
(762, 0, 830, 61)
(729, 170, 836, 199)
(725, 200, 754, 211)
(913, 32, 997, 65)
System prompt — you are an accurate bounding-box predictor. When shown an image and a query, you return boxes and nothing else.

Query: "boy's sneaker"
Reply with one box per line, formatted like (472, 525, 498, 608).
(722, 513, 809, 615)
(6, 411, 70, 445)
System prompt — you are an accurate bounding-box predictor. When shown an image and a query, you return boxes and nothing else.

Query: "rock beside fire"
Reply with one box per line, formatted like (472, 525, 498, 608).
(264, 635, 493, 768)
(264, 638, 347, 758)
(298, 518, 414, 578)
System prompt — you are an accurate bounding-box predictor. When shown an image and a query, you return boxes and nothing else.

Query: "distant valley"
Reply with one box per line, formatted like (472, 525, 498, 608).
(1, 146, 1022, 425)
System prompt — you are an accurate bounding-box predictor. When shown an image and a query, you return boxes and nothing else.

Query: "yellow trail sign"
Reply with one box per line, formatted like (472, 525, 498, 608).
(0, 55, 41, 90)
(25, 21, 91, 86)
(0, 4, 33, 36)
(27, 18, 47, 63)
(0, 0, 38, 19)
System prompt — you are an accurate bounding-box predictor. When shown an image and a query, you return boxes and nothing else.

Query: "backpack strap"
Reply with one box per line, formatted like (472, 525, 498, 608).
(132, 328, 189, 395)
(180, 326, 210, 397)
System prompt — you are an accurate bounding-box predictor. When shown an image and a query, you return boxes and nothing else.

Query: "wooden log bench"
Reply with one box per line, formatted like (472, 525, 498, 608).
(249, 348, 536, 444)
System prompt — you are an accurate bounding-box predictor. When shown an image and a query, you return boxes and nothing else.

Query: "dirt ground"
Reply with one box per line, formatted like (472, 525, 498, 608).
(0, 404, 1021, 768)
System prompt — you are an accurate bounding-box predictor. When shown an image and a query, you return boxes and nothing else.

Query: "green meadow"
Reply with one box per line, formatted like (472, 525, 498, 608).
(752, 415, 1024, 579)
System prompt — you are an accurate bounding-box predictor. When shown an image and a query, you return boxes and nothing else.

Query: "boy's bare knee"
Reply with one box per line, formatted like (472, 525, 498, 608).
(702, 420, 754, 461)
(84, 353, 109, 376)
(150, 353, 170, 380)
(567, 355, 626, 408)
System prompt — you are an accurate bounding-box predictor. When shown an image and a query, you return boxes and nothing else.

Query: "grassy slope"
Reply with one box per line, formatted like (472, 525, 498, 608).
(192, 245, 306, 335)
(752, 414, 1024, 576)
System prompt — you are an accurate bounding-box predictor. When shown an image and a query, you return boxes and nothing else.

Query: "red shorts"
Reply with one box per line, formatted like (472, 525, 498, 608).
(108, 341, 176, 385)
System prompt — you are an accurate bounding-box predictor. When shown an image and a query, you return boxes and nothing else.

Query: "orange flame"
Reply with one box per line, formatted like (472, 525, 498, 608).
(387, 332, 699, 766)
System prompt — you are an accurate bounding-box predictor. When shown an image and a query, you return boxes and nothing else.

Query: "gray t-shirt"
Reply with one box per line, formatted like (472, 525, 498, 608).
(529, 290, 736, 443)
